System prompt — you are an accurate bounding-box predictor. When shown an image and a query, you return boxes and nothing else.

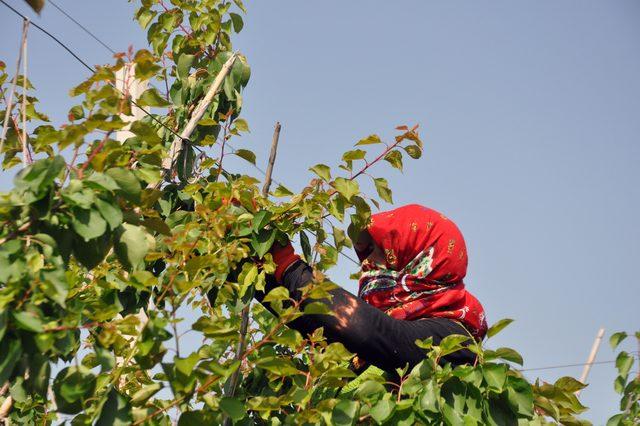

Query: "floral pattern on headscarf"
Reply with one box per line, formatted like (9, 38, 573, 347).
(357, 204, 488, 339)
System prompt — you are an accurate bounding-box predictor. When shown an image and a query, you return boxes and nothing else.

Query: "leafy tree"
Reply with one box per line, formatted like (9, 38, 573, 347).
(0, 1, 599, 424)
(607, 332, 640, 426)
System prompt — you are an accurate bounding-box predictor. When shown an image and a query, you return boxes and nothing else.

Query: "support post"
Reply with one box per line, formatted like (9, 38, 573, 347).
(576, 327, 605, 396)
(115, 63, 149, 143)
(223, 122, 282, 426)
(162, 53, 238, 178)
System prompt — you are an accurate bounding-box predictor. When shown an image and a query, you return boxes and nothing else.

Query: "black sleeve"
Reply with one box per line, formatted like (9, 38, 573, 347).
(256, 260, 476, 373)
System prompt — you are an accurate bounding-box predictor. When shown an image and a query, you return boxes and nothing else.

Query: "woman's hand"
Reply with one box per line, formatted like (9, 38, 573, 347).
(270, 240, 301, 283)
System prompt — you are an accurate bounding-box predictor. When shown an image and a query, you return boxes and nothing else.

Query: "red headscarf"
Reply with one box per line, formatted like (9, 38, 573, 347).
(357, 204, 487, 339)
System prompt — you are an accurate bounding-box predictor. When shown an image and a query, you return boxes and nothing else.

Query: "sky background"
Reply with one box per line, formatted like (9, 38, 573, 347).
(1, 0, 639, 423)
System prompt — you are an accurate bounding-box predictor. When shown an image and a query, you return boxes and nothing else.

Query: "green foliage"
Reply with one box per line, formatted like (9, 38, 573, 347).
(607, 332, 640, 426)
(0, 1, 599, 425)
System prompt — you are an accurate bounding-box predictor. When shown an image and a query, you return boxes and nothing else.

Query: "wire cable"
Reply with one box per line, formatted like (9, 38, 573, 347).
(1, 0, 362, 267)
(48, 0, 116, 55)
(0, 0, 186, 145)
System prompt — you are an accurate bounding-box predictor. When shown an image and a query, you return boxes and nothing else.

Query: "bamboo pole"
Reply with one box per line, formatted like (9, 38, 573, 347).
(223, 122, 282, 426)
(162, 53, 238, 177)
(576, 327, 605, 396)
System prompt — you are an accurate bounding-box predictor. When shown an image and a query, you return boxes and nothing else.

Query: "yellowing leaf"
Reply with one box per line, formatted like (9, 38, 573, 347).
(355, 134, 382, 146)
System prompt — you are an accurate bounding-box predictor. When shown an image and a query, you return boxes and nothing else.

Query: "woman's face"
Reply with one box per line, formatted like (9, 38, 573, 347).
(354, 230, 386, 266)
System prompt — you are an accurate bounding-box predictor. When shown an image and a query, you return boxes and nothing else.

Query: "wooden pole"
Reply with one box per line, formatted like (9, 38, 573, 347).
(162, 53, 238, 177)
(0, 18, 28, 156)
(262, 122, 281, 196)
(223, 122, 282, 426)
(576, 327, 605, 396)
(21, 18, 32, 167)
(115, 63, 148, 143)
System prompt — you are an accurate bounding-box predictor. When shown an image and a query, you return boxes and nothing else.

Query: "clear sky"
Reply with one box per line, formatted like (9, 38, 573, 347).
(1, 1, 639, 422)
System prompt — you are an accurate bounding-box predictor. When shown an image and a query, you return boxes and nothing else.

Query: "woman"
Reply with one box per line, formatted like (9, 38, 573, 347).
(259, 204, 487, 373)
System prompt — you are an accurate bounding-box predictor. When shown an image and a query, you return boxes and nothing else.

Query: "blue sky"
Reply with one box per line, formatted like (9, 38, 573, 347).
(1, 1, 639, 422)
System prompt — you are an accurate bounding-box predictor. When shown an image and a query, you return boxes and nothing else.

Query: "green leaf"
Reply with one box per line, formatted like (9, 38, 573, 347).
(96, 389, 133, 426)
(13, 310, 44, 332)
(273, 184, 293, 197)
(610, 331, 627, 350)
(332, 178, 359, 201)
(482, 363, 508, 392)
(234, 148, 256, 165)
(71, 208, 107, 241)
(0, 310, 7, 342)
(370, 399, 395, 424)
(555, 376, 588, 393)
(53, 366, 97, 414)
(106, 167, 141, 202)
(251, 228, 276, 258)
(137, 88, 169, 107)
(342, 149, 366, 161)
(486, 318, 514, 339)
(615, 351, 634, 379)
(256, 357, 299, 376)
(229, 13, 244, 32)
(233, 118, 249, 132)
(310, 163, 332, 181)
(383, 150, 403, 171)
(252, 210, 272, 232)
(263, 286, 289, 303)
(0, 339, 21, 385)
(332, 400, 359, 426)
(95, 198, 123, 230)
(115, 224, 153, 270)
(505, 376, 533, 417)
(403, 145, 422, 159)
(130, 383, 162, 405)
(14, 155, 65, 199)
(72, 233, 112, 269)
(85, 172, 120, 192)
(300, 230, 312, 262)
(373, 177, 393, 203)
(355, 134, 382, 146)
(176, 54, 195, 79)
(438, 334, 470, 357)
(142, 217, 172, 236)
(175, 353, 201, 376)
(493, 347, 524, 365)
(304, 302, 330, 315)
(220, 397, 246, 421)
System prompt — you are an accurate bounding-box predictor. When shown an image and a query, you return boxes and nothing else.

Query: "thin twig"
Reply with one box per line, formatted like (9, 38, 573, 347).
(0, 18, 27, 155)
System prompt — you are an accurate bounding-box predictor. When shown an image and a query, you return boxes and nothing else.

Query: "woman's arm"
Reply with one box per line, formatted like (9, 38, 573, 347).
(257, 257, 475, 373)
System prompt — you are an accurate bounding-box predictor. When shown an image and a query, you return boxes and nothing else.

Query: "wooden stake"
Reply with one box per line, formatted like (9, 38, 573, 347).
(223, 122, 282, 426)
(162, 53, 238, 177)
(0, 18, 28, 156)
(576, 327, 605, 396)
(261, 122, 281, 196)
